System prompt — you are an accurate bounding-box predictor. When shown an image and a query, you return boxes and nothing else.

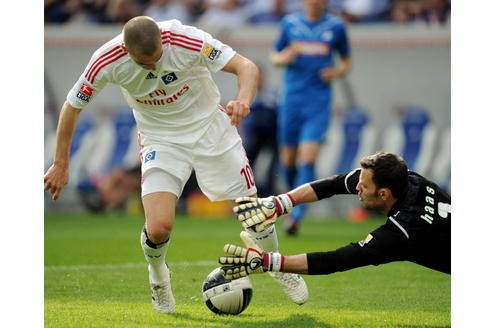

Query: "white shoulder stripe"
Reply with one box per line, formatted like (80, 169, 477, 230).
(388, 216, 409, 239)
(344, 168, 359, 193)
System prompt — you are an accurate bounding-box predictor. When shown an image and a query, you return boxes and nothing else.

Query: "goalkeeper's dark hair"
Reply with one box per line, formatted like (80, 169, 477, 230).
(360, 152, 408, 200)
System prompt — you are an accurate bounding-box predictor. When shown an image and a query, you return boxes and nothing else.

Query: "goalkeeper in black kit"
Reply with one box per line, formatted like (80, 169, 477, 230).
(219, 152, 451, 279)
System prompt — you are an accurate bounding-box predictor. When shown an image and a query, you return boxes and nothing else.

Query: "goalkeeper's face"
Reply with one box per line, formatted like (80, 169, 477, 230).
(356, 169, 386, 212)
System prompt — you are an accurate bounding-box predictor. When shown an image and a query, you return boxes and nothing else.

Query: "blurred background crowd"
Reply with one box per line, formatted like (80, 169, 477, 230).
(45, 0, 450, 27)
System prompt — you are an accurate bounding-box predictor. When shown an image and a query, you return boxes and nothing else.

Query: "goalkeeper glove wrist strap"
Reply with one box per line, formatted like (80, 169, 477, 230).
(275, 193, 295, 215)
(263, 252, 284, 272)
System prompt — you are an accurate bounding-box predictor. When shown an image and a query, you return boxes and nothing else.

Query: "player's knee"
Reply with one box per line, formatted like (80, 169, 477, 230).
(280, 148, 297, 166)
(146, 220, 173, 244)
(298, 143, 321, 163)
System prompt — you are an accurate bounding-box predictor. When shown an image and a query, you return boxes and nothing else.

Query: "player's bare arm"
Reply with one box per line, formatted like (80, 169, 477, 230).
(44, 101, 82, 200)
(221, 54, 259, 126)
(319, 56, 352, 83)
(269, 46, 298, 66)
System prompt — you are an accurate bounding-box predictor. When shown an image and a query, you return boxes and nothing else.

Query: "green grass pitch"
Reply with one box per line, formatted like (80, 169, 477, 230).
(45, 212, 450, 327)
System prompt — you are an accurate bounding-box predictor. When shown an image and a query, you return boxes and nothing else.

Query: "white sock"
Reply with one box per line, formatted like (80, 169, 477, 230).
(140, 230, 170, 284)
(245, 225, 279, 252)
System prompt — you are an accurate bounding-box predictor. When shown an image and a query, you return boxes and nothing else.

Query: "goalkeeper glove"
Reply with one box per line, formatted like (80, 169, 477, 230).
(233, 194, 295, 232)
(219, 231, 284, 280)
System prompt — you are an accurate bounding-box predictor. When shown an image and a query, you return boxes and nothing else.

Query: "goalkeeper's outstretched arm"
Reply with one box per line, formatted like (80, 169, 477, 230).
(278, 169, 361, 205)
(219, 231, 311, 279)
(219, 231, 382, 279)
(233, 170, 361, 231)
(276, 254, 309, 274)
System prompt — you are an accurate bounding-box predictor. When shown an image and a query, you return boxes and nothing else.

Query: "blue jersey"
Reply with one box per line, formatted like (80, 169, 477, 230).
(275, 12, 350, 96)
(275, 12, 351, 146)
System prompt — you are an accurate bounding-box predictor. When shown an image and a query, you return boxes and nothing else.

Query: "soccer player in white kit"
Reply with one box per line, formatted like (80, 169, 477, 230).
(44, 16, 308, 313)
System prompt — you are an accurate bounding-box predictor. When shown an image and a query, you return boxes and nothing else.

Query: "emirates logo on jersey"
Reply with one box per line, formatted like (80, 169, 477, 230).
(135, 84, 190, 106)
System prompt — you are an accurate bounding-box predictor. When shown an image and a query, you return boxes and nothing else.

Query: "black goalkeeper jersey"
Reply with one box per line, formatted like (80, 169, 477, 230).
(306, 170, 451, 275)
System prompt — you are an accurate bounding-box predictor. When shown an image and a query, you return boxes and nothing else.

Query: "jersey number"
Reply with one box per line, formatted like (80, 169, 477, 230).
(438, 202, 451, 218)
(240, 164, 255, 189)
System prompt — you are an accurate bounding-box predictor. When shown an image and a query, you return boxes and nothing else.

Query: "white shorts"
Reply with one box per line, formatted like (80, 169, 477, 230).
(140, 110, 257, 201)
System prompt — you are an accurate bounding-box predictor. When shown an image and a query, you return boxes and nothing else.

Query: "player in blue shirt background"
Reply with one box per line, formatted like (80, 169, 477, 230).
(270, 0, 352, 235)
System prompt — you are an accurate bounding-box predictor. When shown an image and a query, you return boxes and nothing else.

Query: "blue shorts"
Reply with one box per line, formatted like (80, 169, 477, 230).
(277, 93, 331, 146)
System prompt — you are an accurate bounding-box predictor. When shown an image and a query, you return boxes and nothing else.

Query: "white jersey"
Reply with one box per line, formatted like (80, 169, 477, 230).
(67, 19, 236, 145)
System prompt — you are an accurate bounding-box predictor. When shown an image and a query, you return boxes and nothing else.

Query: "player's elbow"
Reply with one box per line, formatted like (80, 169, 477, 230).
(342, 57, 353, 74)
(244, 59, 260, 81)
(269, 52, 283, 66)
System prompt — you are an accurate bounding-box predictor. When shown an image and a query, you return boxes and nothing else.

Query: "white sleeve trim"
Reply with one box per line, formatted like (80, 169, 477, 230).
(344, 168, 360, 194)
(388, 217, 410, 239)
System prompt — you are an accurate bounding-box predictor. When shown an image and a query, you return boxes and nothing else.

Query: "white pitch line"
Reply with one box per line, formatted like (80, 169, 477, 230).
(44, 260, 217, 271)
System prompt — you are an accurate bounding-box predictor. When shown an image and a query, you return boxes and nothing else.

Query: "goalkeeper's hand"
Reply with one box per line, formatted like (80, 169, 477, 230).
(233, 194, 295, 232)
(219, 231, 283, 280)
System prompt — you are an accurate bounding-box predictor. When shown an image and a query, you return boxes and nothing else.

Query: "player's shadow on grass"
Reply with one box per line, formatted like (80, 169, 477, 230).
(172, 312, 334, 327)
(396, 326, 450, 328)
(171, 313, 448, 327)
(269, 313, 334, 327)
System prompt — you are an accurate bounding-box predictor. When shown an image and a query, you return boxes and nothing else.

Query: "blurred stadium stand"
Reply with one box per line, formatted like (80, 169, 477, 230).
(44, 107, 141, 212)
(44, 0, 450, 27)
(430, 126, 451, 193)
(315, 106, 379, 217)
(74, 108, 139, 189)
(381, 105, 438, 177)
(44, 23, 450, 216)
(317, 106, 378, 178)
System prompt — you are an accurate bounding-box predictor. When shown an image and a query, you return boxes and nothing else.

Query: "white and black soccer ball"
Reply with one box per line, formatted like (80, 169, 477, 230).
(202, 267, 253, 315)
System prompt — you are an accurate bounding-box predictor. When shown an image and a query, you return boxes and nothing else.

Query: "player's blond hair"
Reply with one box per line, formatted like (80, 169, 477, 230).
(123, 16, 161, 57)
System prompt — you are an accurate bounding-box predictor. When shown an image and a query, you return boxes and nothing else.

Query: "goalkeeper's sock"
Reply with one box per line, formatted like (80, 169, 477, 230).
(140, 229, 170, 284)
(246, 224, 279, 252)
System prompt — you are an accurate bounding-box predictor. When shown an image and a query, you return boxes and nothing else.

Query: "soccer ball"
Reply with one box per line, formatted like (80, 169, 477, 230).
(202, 267, 253, 315)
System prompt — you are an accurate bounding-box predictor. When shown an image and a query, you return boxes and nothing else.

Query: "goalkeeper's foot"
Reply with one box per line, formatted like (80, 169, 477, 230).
(269, 272, 308, 305)
(150, 264, 176, 313)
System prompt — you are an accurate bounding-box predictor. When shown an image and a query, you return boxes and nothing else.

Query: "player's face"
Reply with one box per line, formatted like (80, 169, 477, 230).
(302, 0, 326, 15)
(131, 46, 163, 71)
(356, 169, 385, 212)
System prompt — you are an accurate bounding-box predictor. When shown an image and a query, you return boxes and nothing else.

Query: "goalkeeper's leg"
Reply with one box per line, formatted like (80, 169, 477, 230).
(246, 226, 309, 305)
